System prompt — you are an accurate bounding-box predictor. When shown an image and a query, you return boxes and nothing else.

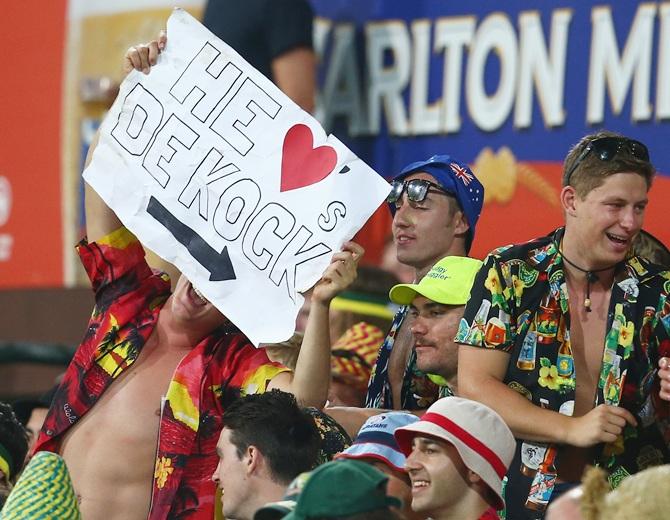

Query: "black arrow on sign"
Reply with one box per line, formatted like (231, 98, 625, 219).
(147, 196, 236, 282)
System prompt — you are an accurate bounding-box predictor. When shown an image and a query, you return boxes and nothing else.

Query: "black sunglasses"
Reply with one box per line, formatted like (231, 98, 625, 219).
(564, 136, 650, 186)
(387, 178, 452, 205)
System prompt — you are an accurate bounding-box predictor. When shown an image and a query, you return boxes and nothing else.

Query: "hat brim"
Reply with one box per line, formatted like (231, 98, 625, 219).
(395, 422, 505, 510)
(335, 447, 407, 474)
(389, 283, 468, 307)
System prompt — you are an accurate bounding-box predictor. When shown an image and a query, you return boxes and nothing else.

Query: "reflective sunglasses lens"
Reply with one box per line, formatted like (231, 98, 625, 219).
(387, 181, 404, 203)
(594, 139, 619, 161)
(629, 141, 650, 161)
(406, 180, 429, 202)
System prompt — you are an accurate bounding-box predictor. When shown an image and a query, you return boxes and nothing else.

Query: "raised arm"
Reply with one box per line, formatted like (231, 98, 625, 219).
(84, 32, 167, 243)
(84, 131, 122, 243)
(269, 241, 364, 407)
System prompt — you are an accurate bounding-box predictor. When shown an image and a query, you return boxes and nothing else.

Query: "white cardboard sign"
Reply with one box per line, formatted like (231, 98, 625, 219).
(83, 8, 390, 345)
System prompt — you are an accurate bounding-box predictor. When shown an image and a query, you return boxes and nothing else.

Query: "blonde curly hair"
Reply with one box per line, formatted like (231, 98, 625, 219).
(580, 464, 670, 520)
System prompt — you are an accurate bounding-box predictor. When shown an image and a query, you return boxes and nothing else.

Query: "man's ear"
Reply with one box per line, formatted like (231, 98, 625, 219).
(245, 445, 261, 476)
(452, 209, 469, 236)
(560, 185, 579, 217)
(467, 469, 483, 485)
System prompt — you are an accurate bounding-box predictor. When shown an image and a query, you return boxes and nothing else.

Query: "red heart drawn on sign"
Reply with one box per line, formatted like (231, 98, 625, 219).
(280, 124, 338, 192)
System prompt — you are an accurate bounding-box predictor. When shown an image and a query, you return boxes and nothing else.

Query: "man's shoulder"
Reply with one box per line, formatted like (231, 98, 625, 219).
(627, 255, 670, 289)
(485, 232, 556, 266)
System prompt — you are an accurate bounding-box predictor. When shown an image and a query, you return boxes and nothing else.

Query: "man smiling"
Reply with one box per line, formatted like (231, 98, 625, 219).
(394, 397, 515, 520)
(458, 131, 670, 518)
(33, 35, 362, 520)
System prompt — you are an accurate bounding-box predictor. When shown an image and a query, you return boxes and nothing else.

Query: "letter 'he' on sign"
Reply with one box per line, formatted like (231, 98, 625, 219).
(82, 8, 391, 345)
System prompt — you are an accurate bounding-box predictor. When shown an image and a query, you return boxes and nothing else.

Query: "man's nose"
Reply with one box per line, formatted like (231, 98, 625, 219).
(411, 316, 427, 336)
(393, 197, 412, 225)
(211, 464, 221, 484)
(620, 206, 641, 232)
(405, 448, 420, 470)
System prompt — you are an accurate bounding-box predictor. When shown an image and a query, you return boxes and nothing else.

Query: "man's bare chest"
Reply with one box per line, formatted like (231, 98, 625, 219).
(566, 287, 611, 415)
(62, 337, 187, 453)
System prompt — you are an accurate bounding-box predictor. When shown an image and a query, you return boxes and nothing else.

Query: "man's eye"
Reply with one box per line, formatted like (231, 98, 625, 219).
(409, 199, 429, 209)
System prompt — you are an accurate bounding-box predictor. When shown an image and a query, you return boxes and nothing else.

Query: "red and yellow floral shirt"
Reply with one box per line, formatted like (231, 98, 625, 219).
(34, 227, 288, 519)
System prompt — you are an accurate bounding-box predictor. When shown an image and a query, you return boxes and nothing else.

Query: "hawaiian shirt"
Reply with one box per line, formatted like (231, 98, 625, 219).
(34, 227, 288, 520)
(456, 229, 670, 519)
(364, 306, 440, 409)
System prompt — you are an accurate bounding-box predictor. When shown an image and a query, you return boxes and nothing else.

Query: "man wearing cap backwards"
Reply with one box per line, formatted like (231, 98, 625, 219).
(390, 256, 483, 397)
(365, 156, 485, 410)
(394, 396, 516, 520)
(457, 130, 670, 518)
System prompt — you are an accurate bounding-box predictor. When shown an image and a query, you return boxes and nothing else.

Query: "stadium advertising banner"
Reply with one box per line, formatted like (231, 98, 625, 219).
(310, 0, 670, 258)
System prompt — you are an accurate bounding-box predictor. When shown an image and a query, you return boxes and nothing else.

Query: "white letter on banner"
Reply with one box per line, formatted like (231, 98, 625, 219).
(111, 84, 163, 156)
(210, 78, 282, 156)
(587, 4, 656, 124)
(178, 148, 240, 220)
(366, 21, 411, 136)
(466, 13, 518, 132)
(410, 19, 440, 135)
(270, 227, 331, 302)
(242, 203, 296, 271)
(170, 42, 243, 123)
(320, 23, 367, 136)
(434, 16, 475, 134)
(656, 4, 670, 119)
(212, 179, 261, 241)
(515, 9, 571, 128)
(142, 115, 199, 188)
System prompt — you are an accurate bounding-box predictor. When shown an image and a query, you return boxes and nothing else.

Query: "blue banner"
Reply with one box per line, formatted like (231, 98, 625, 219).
(311, 0, 670, 254)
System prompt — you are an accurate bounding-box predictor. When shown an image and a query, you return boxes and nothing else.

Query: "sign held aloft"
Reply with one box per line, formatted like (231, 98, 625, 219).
(84, 8, 390, 345)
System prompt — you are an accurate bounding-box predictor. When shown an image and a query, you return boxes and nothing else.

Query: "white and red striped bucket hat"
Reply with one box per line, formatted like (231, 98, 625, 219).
(394, 397, 515, 510)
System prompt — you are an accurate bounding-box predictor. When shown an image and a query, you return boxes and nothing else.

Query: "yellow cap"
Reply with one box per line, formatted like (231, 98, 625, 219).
(389, 256, 483, 306)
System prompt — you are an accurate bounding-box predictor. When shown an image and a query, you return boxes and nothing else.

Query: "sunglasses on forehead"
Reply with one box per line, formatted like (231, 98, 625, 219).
(387, 178, 452, 205)
(564, 136, 650, 186)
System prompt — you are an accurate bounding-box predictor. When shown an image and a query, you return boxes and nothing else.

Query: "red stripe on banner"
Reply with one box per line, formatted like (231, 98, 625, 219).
(421, 412, 506, 479)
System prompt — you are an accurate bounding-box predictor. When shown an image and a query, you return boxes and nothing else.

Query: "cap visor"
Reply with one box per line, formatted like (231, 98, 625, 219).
(390, 283, 465, 306)
(388, 284, 419, 305)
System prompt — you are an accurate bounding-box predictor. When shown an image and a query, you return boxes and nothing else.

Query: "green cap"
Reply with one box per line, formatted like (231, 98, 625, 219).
(282, 460, 401, 519)
(389, 256, 483, 306)
(1, 451, 81, 519)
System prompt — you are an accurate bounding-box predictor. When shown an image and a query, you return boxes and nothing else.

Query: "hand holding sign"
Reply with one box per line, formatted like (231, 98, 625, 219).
(84, 9, 390, 345)
(311, 241, 364, 306)
(124, 31, 167, 75)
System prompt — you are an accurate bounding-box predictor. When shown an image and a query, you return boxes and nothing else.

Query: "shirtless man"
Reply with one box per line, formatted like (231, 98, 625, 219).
(457, 131, 670, 518)
(34, 34, 362, 520)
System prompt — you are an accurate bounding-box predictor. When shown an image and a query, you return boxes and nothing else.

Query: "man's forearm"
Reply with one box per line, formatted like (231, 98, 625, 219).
(290, 300, 331, 408)
(84, 131, 123, 243)
(460, 376, 571, 444)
